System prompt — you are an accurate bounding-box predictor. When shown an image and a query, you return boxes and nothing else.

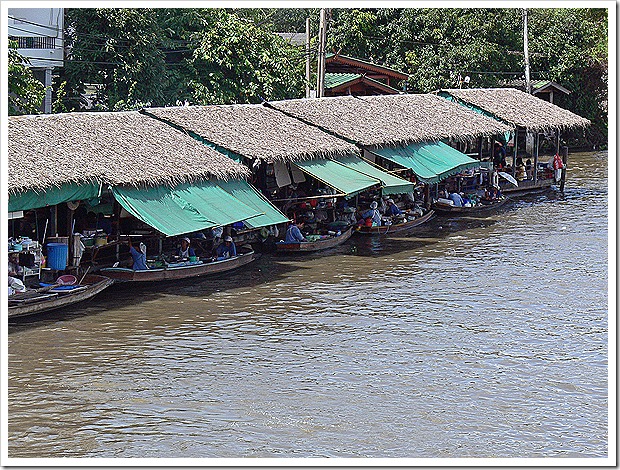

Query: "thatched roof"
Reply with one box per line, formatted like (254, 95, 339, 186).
(439, 88, 590, 132)
(267, 94, 512, 148)
(144, 104, 359, 162)
(8, 111, 250, 194)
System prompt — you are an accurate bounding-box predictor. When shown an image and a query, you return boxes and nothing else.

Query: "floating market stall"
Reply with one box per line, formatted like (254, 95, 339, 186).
(437, 88, 590, 193)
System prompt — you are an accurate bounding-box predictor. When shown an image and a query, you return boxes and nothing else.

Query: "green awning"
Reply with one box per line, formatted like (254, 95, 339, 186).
(216, 179, 290, 228)
(8, 182, 101, 212)
(333, 155, 415, 195)
(293, 158, 380, 198)
(372, 141, 483, 184)
(112, 180, 262, 237)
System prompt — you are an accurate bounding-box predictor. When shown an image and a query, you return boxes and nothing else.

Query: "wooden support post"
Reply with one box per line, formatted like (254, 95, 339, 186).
(425, 184, 431, 209)
(49, 206, 57, 240)
(533, 131, 539, 185)
(559, 146, 568, 192)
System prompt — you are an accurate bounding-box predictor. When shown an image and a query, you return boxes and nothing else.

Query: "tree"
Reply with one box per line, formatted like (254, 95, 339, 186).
(59, 8, 306, 110)
(187, 10, 305, 104)
(8, 39, 45, 115)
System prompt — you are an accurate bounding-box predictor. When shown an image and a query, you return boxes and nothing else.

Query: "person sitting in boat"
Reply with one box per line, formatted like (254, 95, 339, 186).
(525, 159, 533, 180)
(284, 220, 307, 243)
(358, 201, 382, 227)
(385, 199, 402, 216)
(449, 192, 464, 207)
(338, 206, 358, 225)
(8, 276, 26, 296)
(8, 253, 23, 278)
(128, 239, 149, 271)
(177, 237, 196, 259)
(215, 236, 237, 260)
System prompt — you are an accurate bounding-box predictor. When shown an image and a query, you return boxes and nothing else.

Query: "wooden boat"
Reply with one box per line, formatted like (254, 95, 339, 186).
(100, 249, 257, 282)
(8, 274, 114, 319)
(432, 197, 509, 215)
(276, 227, 353, 253)
(354, 210, 435, 235)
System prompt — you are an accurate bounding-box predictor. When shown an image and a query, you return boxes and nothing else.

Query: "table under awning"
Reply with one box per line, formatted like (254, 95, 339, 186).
(293, 158, 380, 198)
(371, 141, 483, 184)
(8, 182, 102, 212)
(112, 181, 262, 237)
(332, 155, 415, 195)
(216, 179, 290, 228)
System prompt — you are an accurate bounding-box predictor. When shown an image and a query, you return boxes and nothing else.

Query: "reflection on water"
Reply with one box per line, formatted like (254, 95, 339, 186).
(8, 152, 608, 458)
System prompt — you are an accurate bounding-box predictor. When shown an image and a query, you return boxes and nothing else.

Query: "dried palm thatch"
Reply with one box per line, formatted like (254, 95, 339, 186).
(267, 93, 513, 148)
(440, 88, 591, 132)
(145, 104, 359, 162)
(8, 111, 250, 194)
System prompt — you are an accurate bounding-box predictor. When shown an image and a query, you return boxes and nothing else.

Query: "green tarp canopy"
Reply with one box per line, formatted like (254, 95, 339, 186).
(112, 181, 262, 237)
(8, 182, 101, 212)
(333, 155, 415, 195)
(372, 141, 483, 184)
(293, 158, 380, 199)
(216, 179, 289, 228)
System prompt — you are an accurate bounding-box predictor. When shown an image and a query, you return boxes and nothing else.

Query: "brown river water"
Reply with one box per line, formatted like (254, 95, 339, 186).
(6, 151, 608, 459)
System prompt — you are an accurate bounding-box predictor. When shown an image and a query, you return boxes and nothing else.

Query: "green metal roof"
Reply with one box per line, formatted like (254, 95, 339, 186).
(324, 73, 362, 88)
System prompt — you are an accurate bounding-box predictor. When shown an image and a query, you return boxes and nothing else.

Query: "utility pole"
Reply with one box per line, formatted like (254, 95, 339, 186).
(316, 8, 328, 98)
(523, 8, 531, 94)
(305, 18, 311, 98)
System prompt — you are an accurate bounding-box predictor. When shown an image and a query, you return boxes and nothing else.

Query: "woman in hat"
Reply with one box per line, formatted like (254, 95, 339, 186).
(177, 237, 196, 259)
(215, 236, 237, 261)
(359, 201, 382, 227)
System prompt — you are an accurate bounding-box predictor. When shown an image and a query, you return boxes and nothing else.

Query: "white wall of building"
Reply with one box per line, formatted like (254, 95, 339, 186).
(8, 8, 64, 113)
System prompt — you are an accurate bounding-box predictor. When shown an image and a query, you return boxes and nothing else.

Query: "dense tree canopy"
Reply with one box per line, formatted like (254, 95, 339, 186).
(12, 7, 606, 147)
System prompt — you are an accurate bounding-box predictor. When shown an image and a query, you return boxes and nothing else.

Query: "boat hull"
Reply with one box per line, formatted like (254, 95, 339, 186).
(100, 250, 258, 282)
(276, 227, 353, 253)
(432, 198, 509, 215)
(354, 210, 435, 235)
(8, 274, 114, 319)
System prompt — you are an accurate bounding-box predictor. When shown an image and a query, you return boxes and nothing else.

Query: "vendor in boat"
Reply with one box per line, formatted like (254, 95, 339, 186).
(449, 192, 464, 207)
(8, 276, 26, 296)
(338, 206, 358, 225)
(128, 238, 149, 271)
(284, 220, 307, 243)
(385, 199, 402, 216)
(358, 201, 382, 227)
(215, 236, 237, 260)
(177, 237, 196, 259)
(8, 252, 23, 278)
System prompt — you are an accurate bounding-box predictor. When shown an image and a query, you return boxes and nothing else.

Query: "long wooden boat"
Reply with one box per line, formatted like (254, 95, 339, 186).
(354, 210, 435, 235)
(100, 249, 257, 282)
(8, 274, 114, 319)
(276, 227, 353, 253)
(432, 198, 509, 215)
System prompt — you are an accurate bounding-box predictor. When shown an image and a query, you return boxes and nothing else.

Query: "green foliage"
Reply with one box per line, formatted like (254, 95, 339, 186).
(60, 8, 305, 111)
(8, 40, 45, 115)
(188, 10, 305, 104)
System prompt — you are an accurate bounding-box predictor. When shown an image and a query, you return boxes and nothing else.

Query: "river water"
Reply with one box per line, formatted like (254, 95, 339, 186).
(6, 151, 609, 460)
